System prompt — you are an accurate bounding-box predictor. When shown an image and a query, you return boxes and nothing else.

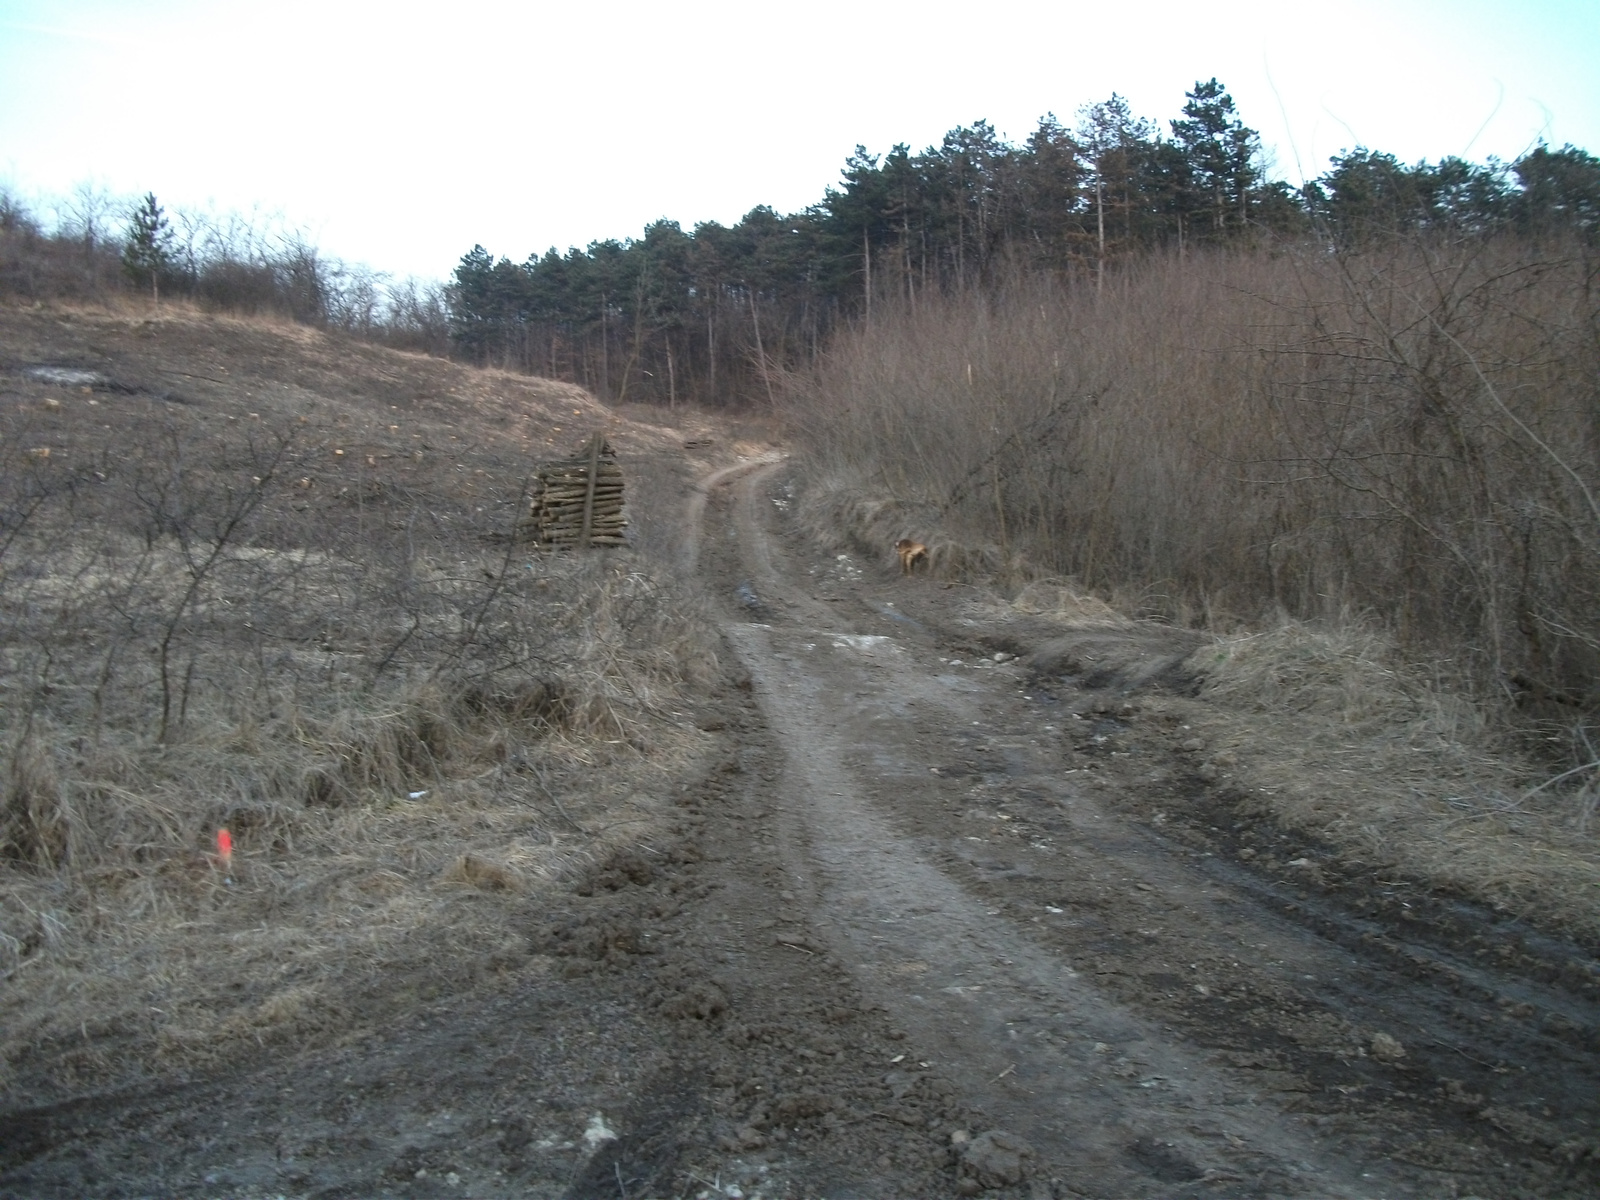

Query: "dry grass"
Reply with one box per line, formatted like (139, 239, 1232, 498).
(1007, 581, 1134, 630)
(0, 302, 719, 1102)
(795, 475, 1026, 585)
(1177, 619, 1600, 937)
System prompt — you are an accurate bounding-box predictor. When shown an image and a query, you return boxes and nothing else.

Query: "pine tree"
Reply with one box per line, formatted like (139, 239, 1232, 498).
(1170, 80, 1260, 236)
(1513, 144, 1600, 238)
(121, 192, 175, 302)
(1077, 95, 1159, 282)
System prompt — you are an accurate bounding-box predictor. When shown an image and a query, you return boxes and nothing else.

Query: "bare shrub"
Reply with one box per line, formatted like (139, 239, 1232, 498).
(791, 234, 1600, 708)
(790, 236, 1600, 930)
(0, 187, 450, 360)
(381, 276, 452, 356)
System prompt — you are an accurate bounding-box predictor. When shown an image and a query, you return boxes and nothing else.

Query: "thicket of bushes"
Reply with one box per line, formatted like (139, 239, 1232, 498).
(791, 230, 1600, 718)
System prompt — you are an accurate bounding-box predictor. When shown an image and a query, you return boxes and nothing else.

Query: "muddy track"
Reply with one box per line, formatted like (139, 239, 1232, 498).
(694, 458, 1600, 1198)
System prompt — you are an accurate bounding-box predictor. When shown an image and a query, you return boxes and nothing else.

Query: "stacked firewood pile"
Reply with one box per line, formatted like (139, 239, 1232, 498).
(519, 433, 627, 549)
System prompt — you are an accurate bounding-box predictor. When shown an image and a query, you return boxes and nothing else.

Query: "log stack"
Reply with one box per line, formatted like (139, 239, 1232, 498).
(520, 432, 628, 549)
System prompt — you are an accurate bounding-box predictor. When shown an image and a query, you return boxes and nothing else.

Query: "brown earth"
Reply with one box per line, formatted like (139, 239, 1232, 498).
(2, 306, 1599, 1200)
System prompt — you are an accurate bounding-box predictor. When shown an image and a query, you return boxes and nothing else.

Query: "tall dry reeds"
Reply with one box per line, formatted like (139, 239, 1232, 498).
(791, 233, 1600, 714)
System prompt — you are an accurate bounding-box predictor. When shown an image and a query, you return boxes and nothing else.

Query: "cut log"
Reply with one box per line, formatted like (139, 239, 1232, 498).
(540, 492, 623, 506)
(541, 481, 624, 494)
(542, 524, 625, 534)
(543, 510, 626, 523)
(541, 503, 621, 515)
(543, 464, 623, 476)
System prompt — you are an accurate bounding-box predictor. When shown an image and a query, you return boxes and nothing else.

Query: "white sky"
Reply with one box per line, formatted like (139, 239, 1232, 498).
(2, 0, 1596, 282)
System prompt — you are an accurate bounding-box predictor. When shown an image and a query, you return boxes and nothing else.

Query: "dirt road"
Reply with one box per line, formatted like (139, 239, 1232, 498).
(682, 458, 1600, 1199)
(4, 442, 1598, 1200)
(711, 466, 1377, 1196)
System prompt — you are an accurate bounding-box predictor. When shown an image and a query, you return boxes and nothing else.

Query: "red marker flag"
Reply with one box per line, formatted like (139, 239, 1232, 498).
(217, 828, 233, 867)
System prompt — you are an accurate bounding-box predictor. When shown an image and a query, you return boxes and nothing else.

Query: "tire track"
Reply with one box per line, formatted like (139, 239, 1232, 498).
(705, 462, 1399, 1198)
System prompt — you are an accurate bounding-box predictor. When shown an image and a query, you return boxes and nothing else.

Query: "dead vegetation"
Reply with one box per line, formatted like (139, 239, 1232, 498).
(789, 234, 1600, 941)
(793, 235, 1600, 694)
(795, 481, 1024, 586)
(0, 185, 450, 355)
(0, 302, 718, 1101)
(1189, 620, 1600, 938)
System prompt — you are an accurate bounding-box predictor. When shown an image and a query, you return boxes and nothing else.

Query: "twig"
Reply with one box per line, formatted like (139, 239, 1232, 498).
(1413, 290, 1600, 535)
(1388, 1156, 1476, 1174)
(0, 955, 45, 984)
(1430, 1036, 1495, 1069)
(156, 368, 229, 385)
(1519, 758, 1600, 803)
(530, 764, 586, 833)
(586, 816, 657, 834)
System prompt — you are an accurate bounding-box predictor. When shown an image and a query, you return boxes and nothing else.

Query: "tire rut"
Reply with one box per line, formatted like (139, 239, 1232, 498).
(705, 463, 1400, 1197)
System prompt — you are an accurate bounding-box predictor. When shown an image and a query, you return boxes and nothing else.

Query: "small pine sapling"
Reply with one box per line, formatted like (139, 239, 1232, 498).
(122, 192, 175, 303)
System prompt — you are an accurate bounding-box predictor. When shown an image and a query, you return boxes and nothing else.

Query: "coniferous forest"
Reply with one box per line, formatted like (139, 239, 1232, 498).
(447, 80, 1600, 406)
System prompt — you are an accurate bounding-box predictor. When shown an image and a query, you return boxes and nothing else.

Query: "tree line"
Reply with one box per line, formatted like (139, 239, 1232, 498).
(4, 77, 1594, 398)
(0, 184, 451, 355)
(449, 79, 1600, 406)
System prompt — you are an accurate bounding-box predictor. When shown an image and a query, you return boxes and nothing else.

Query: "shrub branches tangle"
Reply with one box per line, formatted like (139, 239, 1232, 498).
(444, 81, 1598, 406)
(791, 232, 1600, 715)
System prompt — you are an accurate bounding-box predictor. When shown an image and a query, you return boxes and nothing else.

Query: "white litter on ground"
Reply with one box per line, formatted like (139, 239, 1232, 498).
(583, 1113, 618, 1150)
(24, 366, 109, 386)
(831, 634, 897, 654)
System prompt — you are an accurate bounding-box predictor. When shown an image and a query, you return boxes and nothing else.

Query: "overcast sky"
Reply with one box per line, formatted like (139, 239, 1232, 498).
(2, 0, 1596, 282)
